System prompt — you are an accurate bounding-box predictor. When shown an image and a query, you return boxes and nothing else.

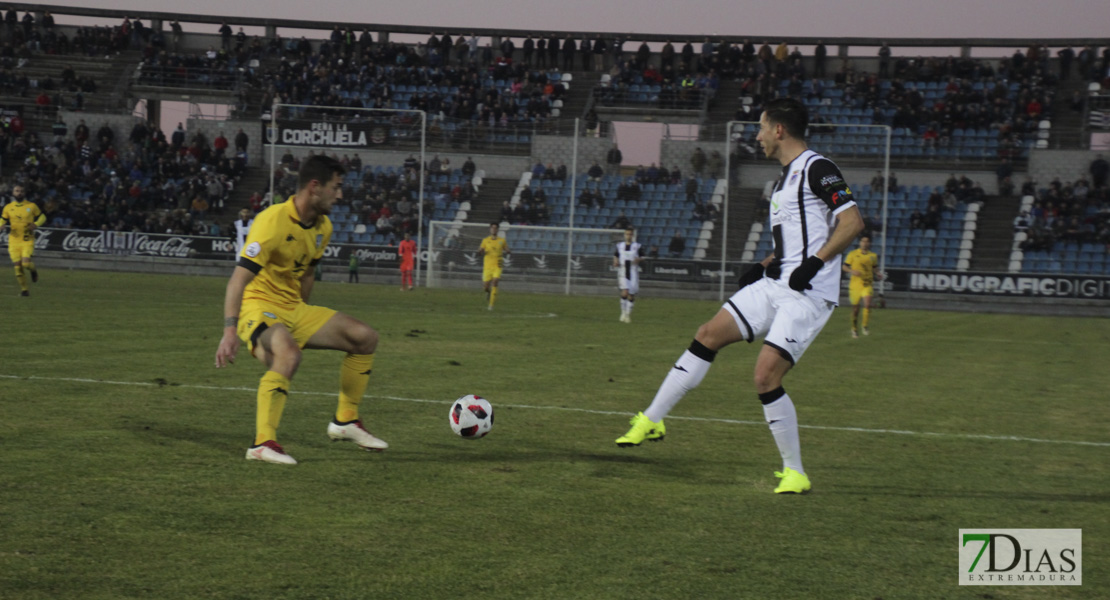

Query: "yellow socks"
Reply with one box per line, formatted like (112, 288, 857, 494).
(862, 308, 871, 328)
(489, 286, 498, 308)
(255, 371, 290, 445)
(337, 353, 374, 423)
(14, 264, 27, 291)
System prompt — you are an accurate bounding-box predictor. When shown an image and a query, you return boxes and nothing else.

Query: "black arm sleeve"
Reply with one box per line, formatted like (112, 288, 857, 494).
(237, 256, 263, 274)
(807, 159, 855, 211)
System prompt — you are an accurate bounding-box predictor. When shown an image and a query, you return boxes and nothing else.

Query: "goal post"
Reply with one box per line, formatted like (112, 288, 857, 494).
(265, 102, 427, 283)
(426, 221, 628, 294)
(723, 119, 891, 301)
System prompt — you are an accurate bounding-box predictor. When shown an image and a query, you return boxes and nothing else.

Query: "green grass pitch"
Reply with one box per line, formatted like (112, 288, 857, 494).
(1, 270, 1106, 599)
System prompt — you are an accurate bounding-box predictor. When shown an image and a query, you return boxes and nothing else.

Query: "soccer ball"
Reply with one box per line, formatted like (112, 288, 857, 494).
(449, 395, 494, 439)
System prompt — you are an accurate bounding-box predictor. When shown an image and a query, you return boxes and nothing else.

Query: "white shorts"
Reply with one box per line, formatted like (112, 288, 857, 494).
(722, 278, 835, 365)
(618, 276, 639, 296)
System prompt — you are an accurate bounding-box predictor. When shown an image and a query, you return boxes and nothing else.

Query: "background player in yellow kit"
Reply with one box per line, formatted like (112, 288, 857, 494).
(1, 185, 45, 297)
(842, 234, 881, 338)
(214, 155, 387, 465)
(478, 222, 510, 310)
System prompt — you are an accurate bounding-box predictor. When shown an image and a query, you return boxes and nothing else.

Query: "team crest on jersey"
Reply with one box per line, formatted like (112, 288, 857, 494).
(245, 242, 261, 257)
(263, 312, 276, 319)
(788, 170, 801, 185)
(316, 234, 323, 246)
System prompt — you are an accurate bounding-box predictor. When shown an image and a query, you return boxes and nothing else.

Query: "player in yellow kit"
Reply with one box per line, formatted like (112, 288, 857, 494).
(214, 155, 387, 465)
(842, 234, 881, 338)
(478, 222, 510, 310)
(1, 185, 46, 296)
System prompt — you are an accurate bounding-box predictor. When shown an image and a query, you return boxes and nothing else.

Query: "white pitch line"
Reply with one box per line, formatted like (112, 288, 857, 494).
(2, 374, 1108, 448)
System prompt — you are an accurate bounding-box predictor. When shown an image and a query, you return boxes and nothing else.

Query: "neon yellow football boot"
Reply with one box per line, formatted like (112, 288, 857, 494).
(773, 467, 812, 494)
(615, 412, 666, 447)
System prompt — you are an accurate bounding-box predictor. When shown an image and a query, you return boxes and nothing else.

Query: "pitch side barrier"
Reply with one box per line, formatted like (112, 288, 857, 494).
(10, 229, 1110, 301)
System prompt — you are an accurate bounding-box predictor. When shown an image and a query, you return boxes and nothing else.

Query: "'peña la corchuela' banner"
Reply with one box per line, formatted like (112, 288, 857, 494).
(261, 118, 390, 148)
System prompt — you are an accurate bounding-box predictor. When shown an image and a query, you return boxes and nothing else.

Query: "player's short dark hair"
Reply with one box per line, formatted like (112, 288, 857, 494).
(297, 154, 345, 190)
(763, 97, 808, 140)
(860, 233, 872, 241)
(625, 226, 635, 232)
(490, 222, 500, 228)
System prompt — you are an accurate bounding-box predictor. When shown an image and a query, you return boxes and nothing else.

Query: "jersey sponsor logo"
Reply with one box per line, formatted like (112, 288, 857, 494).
(316, 234, 323, 247)
(245, 242, 261, 257)
(285, 234, 295, 241)
(820, 174, 844, 187)
(263, 312, 276, 319)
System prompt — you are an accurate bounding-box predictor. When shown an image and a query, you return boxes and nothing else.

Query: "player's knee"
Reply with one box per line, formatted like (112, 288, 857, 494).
(753, 367, 781, 393)
(351, 323, 378, 354)
(271, 337, 303, 371)
(694, 322, 724, 350)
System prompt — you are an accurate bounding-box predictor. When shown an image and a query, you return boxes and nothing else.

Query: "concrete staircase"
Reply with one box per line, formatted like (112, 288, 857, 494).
(470, 177, 521, 224)
(702, 78, 744, 129)
(559, 70, 594, 120)
(969, 195, 1021, 272)
(226, 168, 272, 211)
(1049, 77, 1092, 150)
(705, 185, 762, 263)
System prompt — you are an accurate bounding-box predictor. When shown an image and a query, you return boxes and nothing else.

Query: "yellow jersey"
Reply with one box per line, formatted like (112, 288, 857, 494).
(239, 198, 332, 308)
(843, 248, 879, 286)
(2, 200, 45, 243)
(479, 235, 508, 268)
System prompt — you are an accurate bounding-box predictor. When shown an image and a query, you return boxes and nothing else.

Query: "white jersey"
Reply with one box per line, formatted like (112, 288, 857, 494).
(615, 240, 643, 293)
(234, 218, 253, 255)
(768, 149, 856, 303)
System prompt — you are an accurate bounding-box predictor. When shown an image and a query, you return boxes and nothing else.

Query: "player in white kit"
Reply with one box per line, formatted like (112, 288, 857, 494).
(233, 208, 253, 258)
(615, 98, 864, 494)
(613, 227, 643, 323)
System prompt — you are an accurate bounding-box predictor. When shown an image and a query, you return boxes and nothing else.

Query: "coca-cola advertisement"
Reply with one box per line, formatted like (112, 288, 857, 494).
(20, 228, 406, 265)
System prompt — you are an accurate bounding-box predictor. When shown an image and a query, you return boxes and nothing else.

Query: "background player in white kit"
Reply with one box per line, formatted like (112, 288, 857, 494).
(233, 208, 253, 258)
(613, 226, 643, 323)
(615, 97, 864, 494)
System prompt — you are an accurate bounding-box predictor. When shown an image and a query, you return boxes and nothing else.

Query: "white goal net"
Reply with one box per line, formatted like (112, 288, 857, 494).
(426, 221, 627, 293)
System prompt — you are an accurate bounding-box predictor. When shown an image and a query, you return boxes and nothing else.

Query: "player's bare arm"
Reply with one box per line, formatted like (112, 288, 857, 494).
(215, 266, 256, 367)
(815, 206, 865, 262)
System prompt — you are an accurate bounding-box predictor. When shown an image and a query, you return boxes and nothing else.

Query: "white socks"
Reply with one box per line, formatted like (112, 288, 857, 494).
(760, 387, 803, 474)
(620, 297, 635, 318)
(643, 341, 717, 422)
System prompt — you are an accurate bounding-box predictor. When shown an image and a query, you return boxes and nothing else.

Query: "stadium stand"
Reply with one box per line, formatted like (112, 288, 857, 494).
(0, 5, 1105, 279)
(1009, 173, 1110, 274)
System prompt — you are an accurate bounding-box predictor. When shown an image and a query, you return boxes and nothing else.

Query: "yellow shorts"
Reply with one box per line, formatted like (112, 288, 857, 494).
(237, 299, 337, 353)
(849, 281, 874, 306)
(8, 240, 34, 262)
(482, 264, 503, 282)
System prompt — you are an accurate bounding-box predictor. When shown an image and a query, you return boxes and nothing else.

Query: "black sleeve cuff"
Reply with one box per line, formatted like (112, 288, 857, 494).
(237, 256, 262, 274)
